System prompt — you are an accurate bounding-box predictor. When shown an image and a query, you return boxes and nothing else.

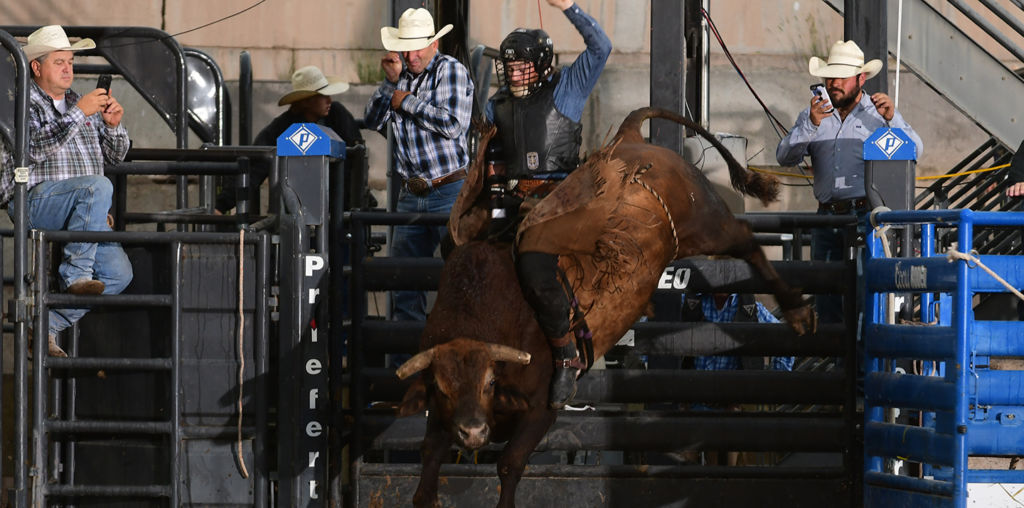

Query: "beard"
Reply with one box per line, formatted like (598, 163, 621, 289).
(830, 84, 862, 110)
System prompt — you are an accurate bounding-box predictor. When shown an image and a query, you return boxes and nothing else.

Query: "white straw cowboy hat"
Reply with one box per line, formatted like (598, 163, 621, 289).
(278, 66, 350, 106)
(22, 25, 95, 61)
(808, 40, 882, 79)
(380, 8, 453, 52)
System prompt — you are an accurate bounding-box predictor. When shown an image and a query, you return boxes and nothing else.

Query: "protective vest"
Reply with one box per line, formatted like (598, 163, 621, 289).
(492, 71, 583, 178)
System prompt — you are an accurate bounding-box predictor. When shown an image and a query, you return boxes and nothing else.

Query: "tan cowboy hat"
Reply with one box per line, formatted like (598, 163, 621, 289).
(380, 8, 453, 52)
(22, 25, 95, 61)
(808, 40, 882, 79)
(278, 66, 350, 106)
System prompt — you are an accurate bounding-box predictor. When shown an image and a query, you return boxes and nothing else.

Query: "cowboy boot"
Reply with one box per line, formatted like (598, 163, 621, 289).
(48, 334, 67, 358)
(550, 341, 583, 409)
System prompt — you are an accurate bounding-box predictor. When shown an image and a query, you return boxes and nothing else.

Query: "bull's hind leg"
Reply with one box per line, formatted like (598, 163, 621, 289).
(495, 408, 557, 508)
(721, 221, 815, 335)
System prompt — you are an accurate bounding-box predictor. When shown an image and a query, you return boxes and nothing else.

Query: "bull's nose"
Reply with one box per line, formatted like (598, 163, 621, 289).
(457, 420, 489, 449)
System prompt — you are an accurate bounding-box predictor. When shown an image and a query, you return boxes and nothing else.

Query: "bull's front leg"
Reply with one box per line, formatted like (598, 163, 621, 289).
(495, 408, 557, 508)
(413, 412, 453, 508)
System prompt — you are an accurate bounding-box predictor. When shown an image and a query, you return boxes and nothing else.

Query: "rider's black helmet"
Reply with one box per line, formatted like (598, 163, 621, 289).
(496, 28, 554, 97)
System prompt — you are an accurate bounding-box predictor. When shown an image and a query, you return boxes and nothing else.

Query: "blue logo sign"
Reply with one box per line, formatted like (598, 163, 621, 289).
(864, 127, 916, 161)
(277, 123, 346, 158)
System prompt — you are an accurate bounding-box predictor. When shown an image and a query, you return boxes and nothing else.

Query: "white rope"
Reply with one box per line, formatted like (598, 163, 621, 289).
(895, 0, 904, 110)
(236, 229, 250, 478)
(947, 249, 1024, 302)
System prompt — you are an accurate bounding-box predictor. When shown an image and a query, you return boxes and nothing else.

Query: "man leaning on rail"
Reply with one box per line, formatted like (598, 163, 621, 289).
(2, 25, 134, 356)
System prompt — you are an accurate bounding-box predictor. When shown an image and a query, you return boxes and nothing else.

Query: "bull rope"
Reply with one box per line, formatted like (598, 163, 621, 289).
(631, 164, 679, 259)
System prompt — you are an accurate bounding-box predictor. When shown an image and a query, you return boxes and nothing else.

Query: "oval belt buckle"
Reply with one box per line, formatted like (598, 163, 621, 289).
(406, 177, 430, 196)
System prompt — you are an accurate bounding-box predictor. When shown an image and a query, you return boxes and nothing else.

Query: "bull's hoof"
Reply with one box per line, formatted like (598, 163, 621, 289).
(549, 365, 580, 409)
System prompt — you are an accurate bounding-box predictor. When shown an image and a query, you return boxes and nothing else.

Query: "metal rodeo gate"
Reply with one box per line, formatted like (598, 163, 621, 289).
(864, 209, 1024, 507)
(346, 211, 863, 507)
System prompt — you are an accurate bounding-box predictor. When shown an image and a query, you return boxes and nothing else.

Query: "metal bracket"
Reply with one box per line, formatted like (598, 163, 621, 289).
(6, 297, 29, 323)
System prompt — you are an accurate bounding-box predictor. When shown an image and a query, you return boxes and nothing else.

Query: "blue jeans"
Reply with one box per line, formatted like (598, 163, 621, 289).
(390, 179, 462, 321)
(17, 175, 133, 333)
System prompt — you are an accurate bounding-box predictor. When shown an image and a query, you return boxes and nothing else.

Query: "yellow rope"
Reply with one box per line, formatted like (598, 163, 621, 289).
(915, 163, 1009, 180)
(749, 166, 812, 179)
(749, 162, 1010, 181)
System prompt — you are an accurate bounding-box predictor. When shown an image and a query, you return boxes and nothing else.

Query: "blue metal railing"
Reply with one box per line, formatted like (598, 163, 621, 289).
(864, 209, 1024, 508)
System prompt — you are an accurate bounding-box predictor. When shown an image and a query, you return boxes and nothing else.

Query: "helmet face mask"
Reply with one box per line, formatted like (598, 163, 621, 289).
(496, 28, 553, 98)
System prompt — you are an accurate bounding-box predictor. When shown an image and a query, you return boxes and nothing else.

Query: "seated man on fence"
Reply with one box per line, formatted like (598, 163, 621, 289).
(9, 25, 134, 356)
(215, 65, 368, 214)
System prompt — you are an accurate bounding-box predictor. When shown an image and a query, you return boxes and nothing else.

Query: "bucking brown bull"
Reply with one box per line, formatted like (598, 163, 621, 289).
(395, 107, 815, 507)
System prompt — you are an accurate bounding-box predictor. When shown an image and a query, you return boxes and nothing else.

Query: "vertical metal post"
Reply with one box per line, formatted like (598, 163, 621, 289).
(650, 0, 686, 152)
(952, 213, 973, 505)
(2, 28, 30, 508)
(31, 231, 49, 505)
(348, 213, 367, 507)
(170, 241, 183, 507)
(239, 51, 253, 146)
(844, 0, 888, 95)
(254, 232, 269, 508)
(686, 0, 710, 129)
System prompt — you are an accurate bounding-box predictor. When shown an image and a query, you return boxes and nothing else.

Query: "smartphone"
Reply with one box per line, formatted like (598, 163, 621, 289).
(810, 83, 833, 113)
(96, 74, 112, 94)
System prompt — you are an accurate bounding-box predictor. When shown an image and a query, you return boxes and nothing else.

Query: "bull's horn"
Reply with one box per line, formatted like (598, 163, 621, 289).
(486, 344, 531, 364)
(396, 348, 435, 380)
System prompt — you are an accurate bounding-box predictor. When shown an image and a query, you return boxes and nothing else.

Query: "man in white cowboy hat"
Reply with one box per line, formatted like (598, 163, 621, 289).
(365, 8, 474, 323)
(215, 65, 365, 213)
(776, 39, 922, 323)
(13, 25, 134, 356)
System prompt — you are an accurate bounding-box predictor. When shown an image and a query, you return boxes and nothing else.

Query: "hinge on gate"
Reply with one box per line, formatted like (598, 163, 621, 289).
(6, 297, 31, 323)
(269, 285, 280, 322)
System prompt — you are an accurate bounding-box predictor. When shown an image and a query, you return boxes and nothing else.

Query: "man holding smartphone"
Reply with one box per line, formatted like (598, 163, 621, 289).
(776, 40, 922, 323)
(7, 25, 133, 356)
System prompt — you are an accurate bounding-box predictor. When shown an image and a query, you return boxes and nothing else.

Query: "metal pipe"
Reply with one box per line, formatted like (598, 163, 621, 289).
(948, 0, 1024, 62)
(127, 146, 276, 162)
(170, 241, 183, 507)
(239, 51, 253, 146)
(106, 161, 245, 175)
(254, 232, 269, 508)
(32, 231, 49, 503)
(0, 28, 29, 507)
(45, 420, 173, 434)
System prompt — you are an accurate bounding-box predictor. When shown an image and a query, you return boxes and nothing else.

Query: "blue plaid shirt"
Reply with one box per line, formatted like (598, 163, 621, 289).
(693, 294, 794, 371)
(19, 80, 129, 195)
(365, 52, 474, 182)
(0, 139, 12, 206)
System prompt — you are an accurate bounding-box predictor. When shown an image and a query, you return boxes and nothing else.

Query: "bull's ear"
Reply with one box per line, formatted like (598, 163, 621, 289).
(494, 385, 531, 413)
(398, 377, 428, 417)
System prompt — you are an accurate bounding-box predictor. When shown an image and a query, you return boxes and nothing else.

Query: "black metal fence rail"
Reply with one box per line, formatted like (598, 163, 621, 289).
(345, 211, 862, 508)
(21, 229, 270, 507)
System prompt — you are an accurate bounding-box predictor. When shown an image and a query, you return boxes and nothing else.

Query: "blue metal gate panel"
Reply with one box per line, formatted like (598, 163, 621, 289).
(864, 209, 1024, 508)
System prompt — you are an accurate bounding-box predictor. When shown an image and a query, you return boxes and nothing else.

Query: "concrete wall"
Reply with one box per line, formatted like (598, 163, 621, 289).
(2, 0, 1021, 213)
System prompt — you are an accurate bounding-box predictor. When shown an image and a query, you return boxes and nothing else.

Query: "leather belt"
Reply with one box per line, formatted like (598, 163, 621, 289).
(404, 168, 467, 196)
(820, 198, 867, 215)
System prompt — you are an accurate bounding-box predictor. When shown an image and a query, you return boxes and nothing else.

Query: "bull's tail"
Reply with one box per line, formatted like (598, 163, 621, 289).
(615, 107, 779, 204)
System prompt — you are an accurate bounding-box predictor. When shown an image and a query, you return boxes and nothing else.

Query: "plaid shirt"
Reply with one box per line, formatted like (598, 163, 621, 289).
(364, 52, 473, 181)
(0, 139, 12, 207)
(693, 294, 794, 372)
(22, 80, 129, 193)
